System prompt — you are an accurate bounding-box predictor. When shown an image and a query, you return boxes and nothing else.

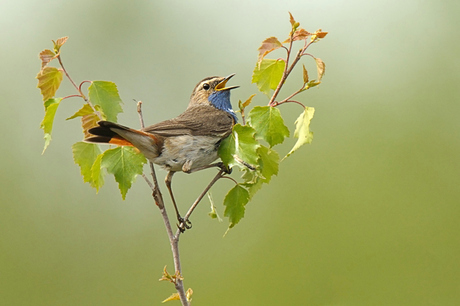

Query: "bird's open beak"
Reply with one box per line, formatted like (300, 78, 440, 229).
(215, 73, 239, 91)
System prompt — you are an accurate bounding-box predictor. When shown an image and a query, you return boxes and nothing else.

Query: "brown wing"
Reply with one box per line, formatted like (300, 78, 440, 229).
(143, 105, 234, 137)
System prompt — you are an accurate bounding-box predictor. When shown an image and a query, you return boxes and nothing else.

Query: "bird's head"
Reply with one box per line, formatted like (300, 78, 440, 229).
(189, 74, 239, 121)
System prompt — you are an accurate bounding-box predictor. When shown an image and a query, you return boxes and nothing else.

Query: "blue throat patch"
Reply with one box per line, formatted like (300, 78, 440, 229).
(209, 90, 237, 122)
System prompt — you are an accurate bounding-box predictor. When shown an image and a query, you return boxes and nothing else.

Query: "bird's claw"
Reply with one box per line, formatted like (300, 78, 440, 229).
(217, 162, 232, 174)
(177, 217, 192, 233)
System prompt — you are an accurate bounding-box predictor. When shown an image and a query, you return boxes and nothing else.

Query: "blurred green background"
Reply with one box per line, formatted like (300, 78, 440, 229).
(1, 0, 459, 305)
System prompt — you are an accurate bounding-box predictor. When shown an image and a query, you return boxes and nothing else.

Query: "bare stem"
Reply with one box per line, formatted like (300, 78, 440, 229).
(137, 102, 189, 306)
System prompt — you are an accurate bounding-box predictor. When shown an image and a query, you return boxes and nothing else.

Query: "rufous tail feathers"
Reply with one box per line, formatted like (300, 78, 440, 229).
(84, 121, 161, 155)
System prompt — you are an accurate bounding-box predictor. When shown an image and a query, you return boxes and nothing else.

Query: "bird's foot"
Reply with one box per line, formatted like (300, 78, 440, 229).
(177, 217, 192, 233)
(216, 162, 232, 174)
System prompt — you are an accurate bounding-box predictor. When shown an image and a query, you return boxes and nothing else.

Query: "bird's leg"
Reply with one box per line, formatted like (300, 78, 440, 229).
(165, 171, 192, 232)
(185, 162, 232, 175)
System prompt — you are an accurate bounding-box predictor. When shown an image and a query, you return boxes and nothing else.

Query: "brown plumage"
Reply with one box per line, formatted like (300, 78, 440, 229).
(85, 75, 238, 231)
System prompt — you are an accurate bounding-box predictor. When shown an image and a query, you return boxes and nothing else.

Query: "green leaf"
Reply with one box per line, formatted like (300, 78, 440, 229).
(66, 104, 105, 137)
(240, 145, 279, 200)
(223, 185, 250, 228)
(218, 124, 260, 170)
(40, 98, 62, 153)
(100, 147, 146, 199)
(36, 66, 63, 101)
(88, 81, 123, 122)
(284, 107, 315, 160)
(252, 59, 285, 96)
(90, 153, 105, 191)
(248, 106, 290, 147)
(257, 145, 280, 183)
(72, 142, 103, 188)
(66, 104, 94, 120)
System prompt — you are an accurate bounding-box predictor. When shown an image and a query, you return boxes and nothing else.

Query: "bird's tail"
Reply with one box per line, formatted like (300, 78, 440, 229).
(85, 121, 162, 158)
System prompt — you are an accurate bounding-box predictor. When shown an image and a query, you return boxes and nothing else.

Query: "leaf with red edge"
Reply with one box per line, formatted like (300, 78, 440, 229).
(52, 36, 68, 53)
(39, 49, 56, 69)
(257, 37, 282, 63)
(311, 29, 328, 42)
(284, 28, 311, 43)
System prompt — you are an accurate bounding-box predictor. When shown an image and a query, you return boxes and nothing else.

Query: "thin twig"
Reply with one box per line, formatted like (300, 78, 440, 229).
(273, 100, 306, 109)
(57, 55, 103, 120)
(137, 101, 189, 306)
(268, 34, 315, 107)
(136, 101, 145, 128)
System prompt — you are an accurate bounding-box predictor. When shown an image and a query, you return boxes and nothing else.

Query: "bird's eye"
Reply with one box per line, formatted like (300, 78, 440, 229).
(203, 83, 210, 90)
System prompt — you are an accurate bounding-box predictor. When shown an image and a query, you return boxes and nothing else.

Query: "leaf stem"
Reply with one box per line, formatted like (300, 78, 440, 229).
(273, 100, 306, 109)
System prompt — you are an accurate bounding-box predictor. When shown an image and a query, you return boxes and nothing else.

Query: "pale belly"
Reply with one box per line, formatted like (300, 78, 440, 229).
(152, 135, 222, 172)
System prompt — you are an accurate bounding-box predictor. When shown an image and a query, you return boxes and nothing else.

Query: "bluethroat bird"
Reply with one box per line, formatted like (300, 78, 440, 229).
(85, 74, 238, 230)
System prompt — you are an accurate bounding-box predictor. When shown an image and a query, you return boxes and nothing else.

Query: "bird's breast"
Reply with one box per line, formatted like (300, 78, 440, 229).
(152, 135, 223, 172)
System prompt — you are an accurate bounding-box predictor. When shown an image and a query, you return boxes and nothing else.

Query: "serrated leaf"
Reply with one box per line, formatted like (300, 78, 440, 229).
(90, 153, 105, 191)
(240, 145, 279, 199)
(248, 106, 290, 147)
(40, 98, 62, 153)
(257, 145, 279, 183)
(284, 28, 311, 43)
(257, 37, 282, 63)
(100, 146, 146, 199)
(88, 81, 123, 122)
(81, 112, 101, 138)
(39, 49, 56, 69)
(66, 104, 94, 120)
(66, 104, 105, 137)
(252, 59, 285, 96)
(218, 124, 260, 170)
(284, 107, 315, 160)
(302, 64, 309, 84)
(242, 177, 264, 200)
(52, 36, 68, 53)
(315, 57, 326, 81)
(36, 66, 63, 101)
(224, 185, 250, 228)
(72, 142, 103, 187)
